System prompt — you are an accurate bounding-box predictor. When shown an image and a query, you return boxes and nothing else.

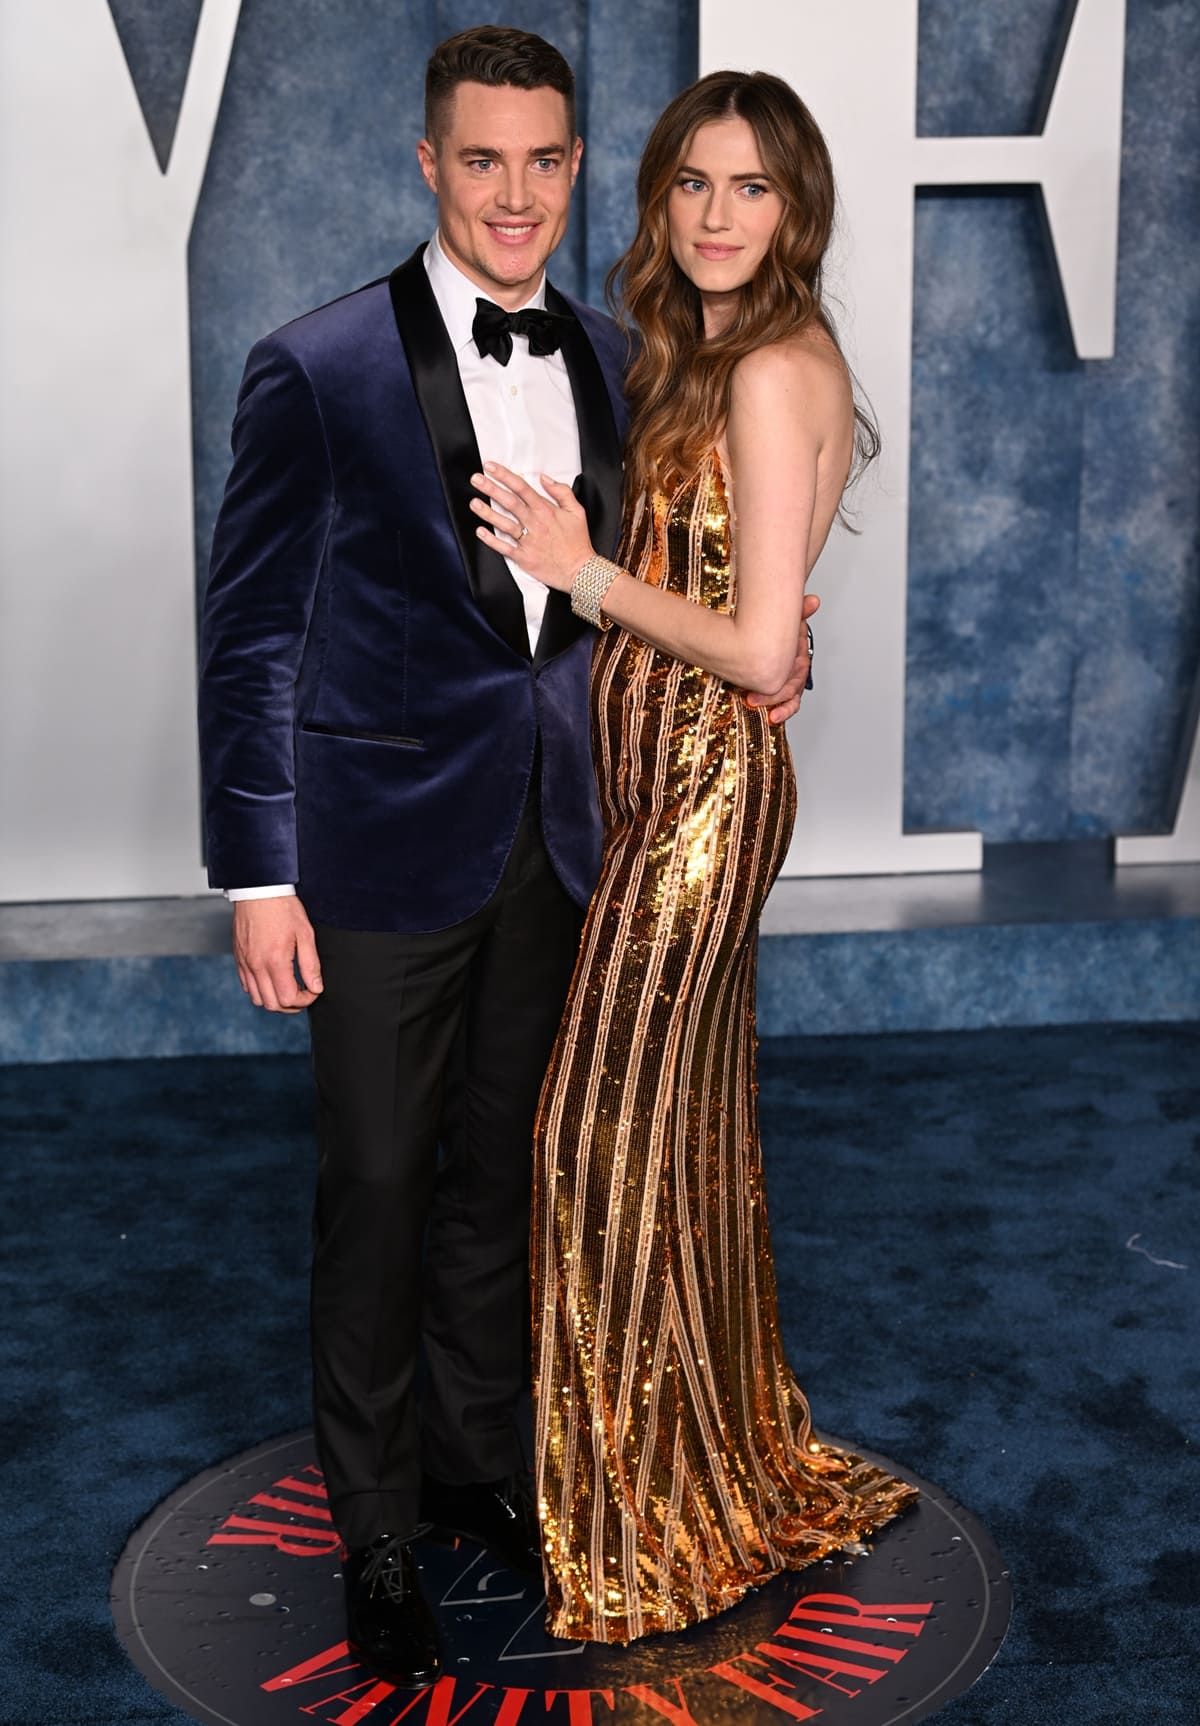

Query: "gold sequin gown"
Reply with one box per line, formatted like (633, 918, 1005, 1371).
(532, 452, 917, 1644)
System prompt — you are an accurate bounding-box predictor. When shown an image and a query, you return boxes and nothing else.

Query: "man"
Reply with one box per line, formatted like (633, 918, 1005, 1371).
(199, 24, 813, 1688)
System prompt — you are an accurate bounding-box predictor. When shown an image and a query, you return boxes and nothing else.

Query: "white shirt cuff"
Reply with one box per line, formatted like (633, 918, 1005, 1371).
(225, 884, 297, 901)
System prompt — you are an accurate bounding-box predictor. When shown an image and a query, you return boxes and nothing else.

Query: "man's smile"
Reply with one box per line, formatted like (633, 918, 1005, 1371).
(485, 220, 541, 243)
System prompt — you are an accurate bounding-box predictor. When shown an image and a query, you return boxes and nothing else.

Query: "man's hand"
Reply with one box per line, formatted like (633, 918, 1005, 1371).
(745, 591, 821, 723)
(233, 896, 324, 1013)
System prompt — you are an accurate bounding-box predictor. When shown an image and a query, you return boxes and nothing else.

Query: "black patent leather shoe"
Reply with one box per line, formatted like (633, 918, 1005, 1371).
(343, 1532, 441, 1689)
(421, 1471, 542, 1580)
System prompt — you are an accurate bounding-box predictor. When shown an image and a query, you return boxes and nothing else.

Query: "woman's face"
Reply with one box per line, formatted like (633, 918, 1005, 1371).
(666, 116, 783, 322)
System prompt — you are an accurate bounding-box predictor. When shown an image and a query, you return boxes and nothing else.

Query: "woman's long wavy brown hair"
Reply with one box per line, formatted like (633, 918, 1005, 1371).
(607, 70, 878, 503)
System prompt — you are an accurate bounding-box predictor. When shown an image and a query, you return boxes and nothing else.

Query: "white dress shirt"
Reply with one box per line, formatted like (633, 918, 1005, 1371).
(425, 230, 581, 652)
(229, 231, 582, 901)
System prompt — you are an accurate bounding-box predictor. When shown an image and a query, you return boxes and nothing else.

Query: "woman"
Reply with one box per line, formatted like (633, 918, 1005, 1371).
(470, 70, 916, 1644)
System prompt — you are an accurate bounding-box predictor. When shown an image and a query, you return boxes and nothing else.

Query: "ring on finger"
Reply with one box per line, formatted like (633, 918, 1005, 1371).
(520, 524, 529, 539)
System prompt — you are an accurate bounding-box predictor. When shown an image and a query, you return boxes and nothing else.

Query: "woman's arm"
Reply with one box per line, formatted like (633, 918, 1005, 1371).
(470, 339, 851, 694)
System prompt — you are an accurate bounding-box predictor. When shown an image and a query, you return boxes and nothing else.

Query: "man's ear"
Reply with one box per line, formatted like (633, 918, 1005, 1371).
(417, 137, 438, 194)
(570, 135, 583, 187)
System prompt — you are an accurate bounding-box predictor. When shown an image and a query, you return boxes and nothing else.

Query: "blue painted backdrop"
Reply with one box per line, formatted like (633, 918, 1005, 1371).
(109, 0, 1199, 845)
(910, 0, 1200, 840)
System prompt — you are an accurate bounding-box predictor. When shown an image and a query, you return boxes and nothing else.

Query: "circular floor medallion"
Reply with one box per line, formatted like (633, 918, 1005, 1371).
(112, 1431, 1010, 1726)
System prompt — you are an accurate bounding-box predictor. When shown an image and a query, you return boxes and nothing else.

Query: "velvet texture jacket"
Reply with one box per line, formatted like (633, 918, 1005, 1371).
(198, 246, 628, 932)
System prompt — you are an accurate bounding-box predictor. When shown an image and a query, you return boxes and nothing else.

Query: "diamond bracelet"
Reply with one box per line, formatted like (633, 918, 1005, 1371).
(570, 555, 621, 629)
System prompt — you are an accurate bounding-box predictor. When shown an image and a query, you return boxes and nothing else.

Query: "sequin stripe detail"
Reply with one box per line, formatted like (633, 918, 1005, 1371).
(533, 453, 917, 1644)
(559, 469, 774, 1629)
(542, 459, 787, 1629)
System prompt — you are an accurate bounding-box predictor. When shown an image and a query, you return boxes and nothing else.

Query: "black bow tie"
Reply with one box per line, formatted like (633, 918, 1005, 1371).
(472, 298, 565, 365)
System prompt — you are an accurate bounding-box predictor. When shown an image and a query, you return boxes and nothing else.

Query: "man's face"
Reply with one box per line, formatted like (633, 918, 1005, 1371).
(418, 82, 582, 309)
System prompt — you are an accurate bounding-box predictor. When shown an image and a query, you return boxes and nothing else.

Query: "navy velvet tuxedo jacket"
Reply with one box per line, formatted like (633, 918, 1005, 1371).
(198, 246, 629, 932)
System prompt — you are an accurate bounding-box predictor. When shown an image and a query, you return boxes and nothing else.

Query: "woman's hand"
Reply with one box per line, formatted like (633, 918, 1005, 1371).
(744, 592, 820, 722)
(470, 463, 595, 592)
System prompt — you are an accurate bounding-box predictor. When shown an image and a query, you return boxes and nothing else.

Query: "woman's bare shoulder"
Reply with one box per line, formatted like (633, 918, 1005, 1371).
(729, 327, 853, 435)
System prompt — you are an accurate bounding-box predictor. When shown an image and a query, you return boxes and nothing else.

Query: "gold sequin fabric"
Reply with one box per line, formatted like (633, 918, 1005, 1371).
(532, 453, 917, 1644)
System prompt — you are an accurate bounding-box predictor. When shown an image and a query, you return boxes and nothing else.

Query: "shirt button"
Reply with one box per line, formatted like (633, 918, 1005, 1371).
(509, 384, 518, 396)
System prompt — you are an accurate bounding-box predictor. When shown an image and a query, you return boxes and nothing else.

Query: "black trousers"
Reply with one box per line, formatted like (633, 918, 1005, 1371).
(306, 796, 584, 1547)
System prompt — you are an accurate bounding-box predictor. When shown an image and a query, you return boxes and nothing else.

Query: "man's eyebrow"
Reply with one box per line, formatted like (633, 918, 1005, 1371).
(458, 144, 568, 159)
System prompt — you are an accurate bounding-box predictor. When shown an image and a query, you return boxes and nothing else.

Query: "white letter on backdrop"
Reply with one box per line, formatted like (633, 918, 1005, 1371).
(700, 0, 1125, 875)
(0, 0, 242, 900)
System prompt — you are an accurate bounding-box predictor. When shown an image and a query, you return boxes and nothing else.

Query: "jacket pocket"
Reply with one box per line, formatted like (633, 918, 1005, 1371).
(300, 722, 424, 749)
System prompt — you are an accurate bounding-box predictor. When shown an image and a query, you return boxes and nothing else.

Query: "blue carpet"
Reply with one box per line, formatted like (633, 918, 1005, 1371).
(1, 1023, 1197, 1723)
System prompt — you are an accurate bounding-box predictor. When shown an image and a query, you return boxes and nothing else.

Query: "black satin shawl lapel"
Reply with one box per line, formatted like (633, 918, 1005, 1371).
(387, 249, 529, 662)
(534, 284, 625, 668)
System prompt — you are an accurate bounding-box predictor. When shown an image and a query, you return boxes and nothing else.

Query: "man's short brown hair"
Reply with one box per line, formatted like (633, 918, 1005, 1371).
(424, 24, 576, 145)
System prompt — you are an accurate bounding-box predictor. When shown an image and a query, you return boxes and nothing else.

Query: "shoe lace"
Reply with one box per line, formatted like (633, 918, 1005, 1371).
(360, 1524, 431, 1604)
